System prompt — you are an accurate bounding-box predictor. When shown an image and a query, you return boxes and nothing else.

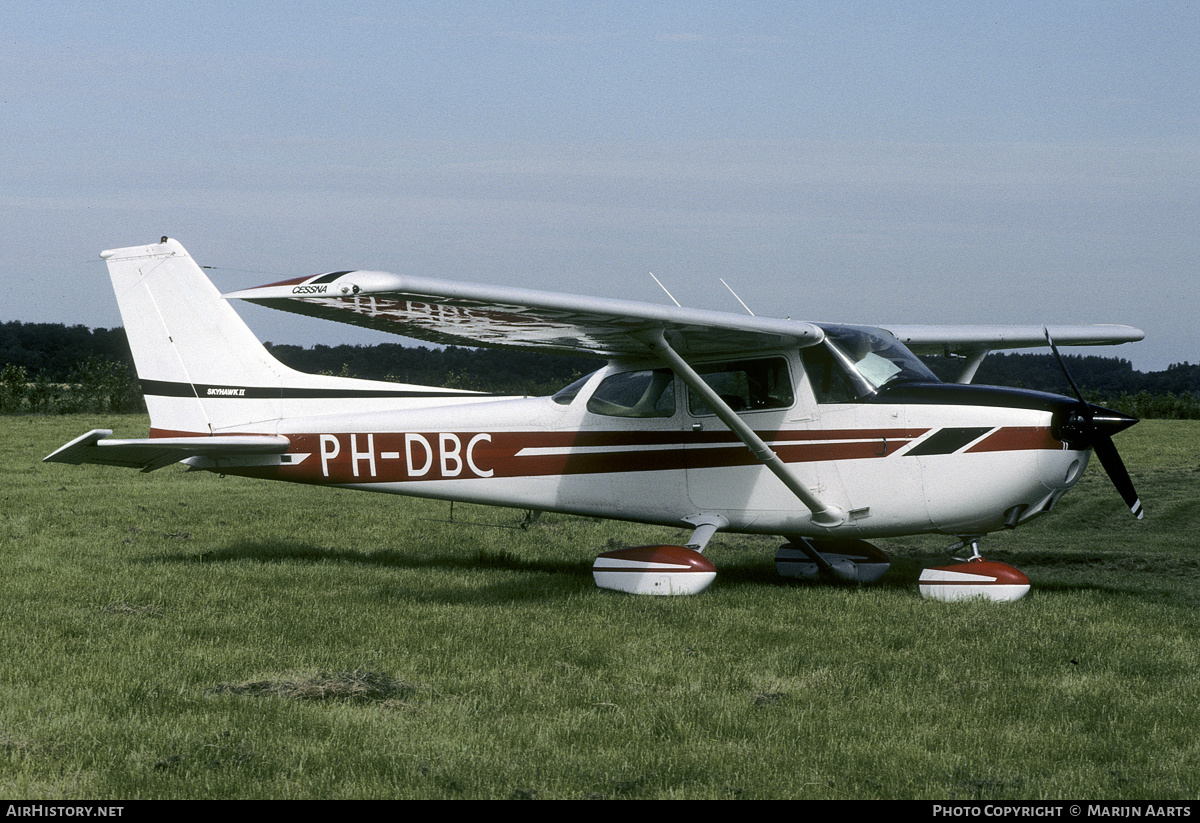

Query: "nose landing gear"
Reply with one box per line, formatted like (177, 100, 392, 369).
(918, 538, 1030, 602)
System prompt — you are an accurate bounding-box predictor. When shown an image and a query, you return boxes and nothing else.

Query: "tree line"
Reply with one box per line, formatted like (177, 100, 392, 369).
(920, 351, 1200, 420)
(2, 320, 1196, 418)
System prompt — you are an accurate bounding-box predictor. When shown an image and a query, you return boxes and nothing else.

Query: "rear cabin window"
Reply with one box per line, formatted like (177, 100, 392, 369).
(688, 358, 794, 416)
(586, 369, 676, 418)
(551, 371, 597, 406)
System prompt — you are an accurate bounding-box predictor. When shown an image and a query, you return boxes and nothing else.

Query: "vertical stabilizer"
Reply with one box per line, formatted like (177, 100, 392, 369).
(104, 239, 294, 434)
(102, 238, 489, 436)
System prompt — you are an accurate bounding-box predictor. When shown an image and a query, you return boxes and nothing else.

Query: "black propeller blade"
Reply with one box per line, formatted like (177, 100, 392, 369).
(1044, 327, 1144, 519)
(1092, 433, 1144, 519)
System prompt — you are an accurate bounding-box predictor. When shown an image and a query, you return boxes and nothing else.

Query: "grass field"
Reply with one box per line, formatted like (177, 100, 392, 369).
(2, 414, 1198, 799)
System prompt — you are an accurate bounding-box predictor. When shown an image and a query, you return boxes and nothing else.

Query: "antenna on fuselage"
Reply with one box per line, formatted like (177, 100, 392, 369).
(720, 278, 756, 316)
(648, 272, 681, 307)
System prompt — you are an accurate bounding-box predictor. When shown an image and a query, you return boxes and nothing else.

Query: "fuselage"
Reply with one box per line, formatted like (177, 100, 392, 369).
(193, 348, 1092, 541)
(77, 239, 1134, 548)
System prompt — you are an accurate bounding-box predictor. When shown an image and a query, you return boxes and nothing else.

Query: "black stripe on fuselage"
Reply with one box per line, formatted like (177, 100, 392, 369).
(139, 379, 494, 400)
(872, 382, 1076, 413)
(905, 427, 993, 456)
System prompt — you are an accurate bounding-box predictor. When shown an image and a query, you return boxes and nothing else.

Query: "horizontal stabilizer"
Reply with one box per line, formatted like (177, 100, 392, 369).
(44, 429, 290, 473)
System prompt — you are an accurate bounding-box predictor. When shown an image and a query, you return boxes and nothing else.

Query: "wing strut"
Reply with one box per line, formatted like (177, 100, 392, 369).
(638, 331, 847, 528)
(955, 348, 990, 384)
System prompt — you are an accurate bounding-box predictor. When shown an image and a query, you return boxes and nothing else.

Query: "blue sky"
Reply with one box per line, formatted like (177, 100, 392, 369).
(3, 2, 1197, 370)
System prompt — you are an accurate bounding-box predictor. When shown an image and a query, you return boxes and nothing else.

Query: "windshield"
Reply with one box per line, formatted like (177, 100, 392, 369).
(803, 325, 938, 402)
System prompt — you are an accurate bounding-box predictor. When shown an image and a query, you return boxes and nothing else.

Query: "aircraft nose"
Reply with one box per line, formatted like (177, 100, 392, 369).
(1054, 402, 1138, 449)
(1007, 446, 1089, 528)
(1048, 397, 1143, 520)
(1041, 450, 1087, 490)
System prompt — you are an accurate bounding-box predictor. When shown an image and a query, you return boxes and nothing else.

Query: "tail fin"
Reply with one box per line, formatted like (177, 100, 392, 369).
(103, 238, 488, 436)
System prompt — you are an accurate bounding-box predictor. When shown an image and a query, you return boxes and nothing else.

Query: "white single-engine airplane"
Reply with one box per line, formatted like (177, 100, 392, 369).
(46, 238, 1144, 599)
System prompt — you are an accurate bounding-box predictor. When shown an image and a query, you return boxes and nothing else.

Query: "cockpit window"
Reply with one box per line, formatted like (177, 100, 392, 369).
(586, 369, 676, 418)
(802, 325, 938, 403)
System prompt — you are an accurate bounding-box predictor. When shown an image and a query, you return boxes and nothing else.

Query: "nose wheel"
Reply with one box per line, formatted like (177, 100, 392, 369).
(918, 537, 1030, 602)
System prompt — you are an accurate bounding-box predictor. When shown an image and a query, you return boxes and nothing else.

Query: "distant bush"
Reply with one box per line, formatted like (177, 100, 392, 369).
(0, 364, 29, 413)
(0, 358, 144, 415)
(1093, 391, 1200, 420)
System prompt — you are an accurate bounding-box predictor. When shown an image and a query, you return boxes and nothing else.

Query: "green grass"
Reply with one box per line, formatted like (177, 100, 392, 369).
(2, 415, 1198, 799)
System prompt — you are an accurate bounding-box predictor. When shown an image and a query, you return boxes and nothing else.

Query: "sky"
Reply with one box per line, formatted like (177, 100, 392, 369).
(3, 1, 1197, 371)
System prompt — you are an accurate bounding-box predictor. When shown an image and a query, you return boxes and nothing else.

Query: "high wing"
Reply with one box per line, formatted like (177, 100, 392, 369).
(223, 271, 825, 357)
(880, 324, 1144, 356)
(225, 270, 1142, 361)
(878, 323, 1143, 384)
(44, 429, 290, 473)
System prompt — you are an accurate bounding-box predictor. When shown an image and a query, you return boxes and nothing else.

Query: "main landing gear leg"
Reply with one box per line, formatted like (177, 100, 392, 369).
(917, 536, 1031, 602)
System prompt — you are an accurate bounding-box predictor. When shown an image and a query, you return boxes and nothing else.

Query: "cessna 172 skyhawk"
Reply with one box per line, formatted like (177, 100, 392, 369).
(45, 238, 1144, 599)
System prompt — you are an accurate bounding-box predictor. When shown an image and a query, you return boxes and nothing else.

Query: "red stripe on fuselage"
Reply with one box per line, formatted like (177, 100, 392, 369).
(231, 428, 930, 484)
(965, 427, 1062, 453)
(174, 425, 1065, 484)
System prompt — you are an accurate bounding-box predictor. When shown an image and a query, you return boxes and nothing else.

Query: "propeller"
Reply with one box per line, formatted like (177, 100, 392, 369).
(1044, 328, 1144, 519)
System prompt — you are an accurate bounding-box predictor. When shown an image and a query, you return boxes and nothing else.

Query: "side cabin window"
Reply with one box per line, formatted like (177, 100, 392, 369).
(586, 368, 676, 418)
(688, 357, 794, 417)
(551, 370, 598, 406)
(801, 325, 939, 403)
